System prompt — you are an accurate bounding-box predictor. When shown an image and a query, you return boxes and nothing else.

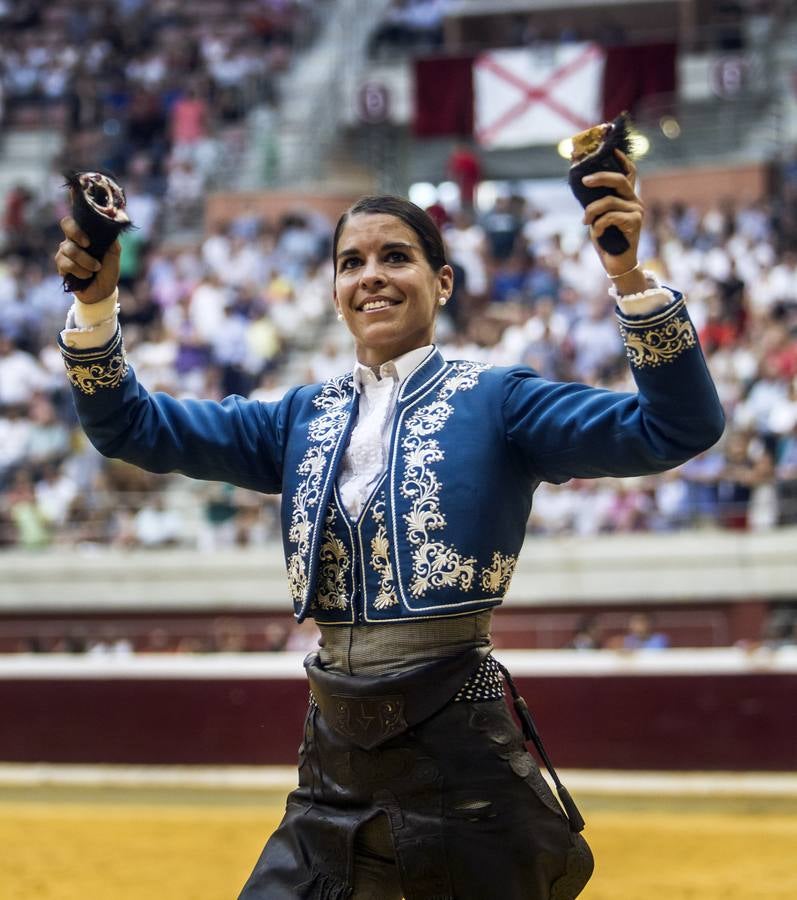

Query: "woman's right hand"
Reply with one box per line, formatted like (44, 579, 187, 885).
(54, 216, 121, 304)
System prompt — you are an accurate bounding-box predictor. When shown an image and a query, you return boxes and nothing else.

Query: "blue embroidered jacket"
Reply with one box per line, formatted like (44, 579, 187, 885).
(59, 295, 724, 624)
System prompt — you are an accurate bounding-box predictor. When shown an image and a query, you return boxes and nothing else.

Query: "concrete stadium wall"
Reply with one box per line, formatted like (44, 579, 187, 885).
(205, 189, 360, 231)
(2, 530, 793, 651)
(2, 529, 794, 612)
(640, 161, 770, 209)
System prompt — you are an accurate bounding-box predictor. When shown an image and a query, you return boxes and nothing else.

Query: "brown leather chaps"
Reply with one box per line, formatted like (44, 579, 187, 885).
(238, 652, 593, 900)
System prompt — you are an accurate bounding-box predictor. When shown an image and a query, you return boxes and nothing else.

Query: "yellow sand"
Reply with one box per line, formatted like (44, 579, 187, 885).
(2, 793, 796, 899)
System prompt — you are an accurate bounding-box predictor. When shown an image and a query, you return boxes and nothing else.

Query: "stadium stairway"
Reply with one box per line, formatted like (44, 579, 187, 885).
(236, 0, 392, 191)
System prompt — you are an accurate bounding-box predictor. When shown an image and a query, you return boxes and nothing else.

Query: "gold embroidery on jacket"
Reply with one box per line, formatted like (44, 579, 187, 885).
(286, 375, 352, 605)
(619, 315, 696, 368)
(315, 506, 350, 610)
(64, 352, 128, 396)
(481, 551, 517, 593)
(401, 362, 489, 597)
(370, 495, 398, 609)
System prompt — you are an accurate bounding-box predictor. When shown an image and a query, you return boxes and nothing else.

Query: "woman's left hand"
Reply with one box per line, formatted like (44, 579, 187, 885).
(581, 149, 644, 284)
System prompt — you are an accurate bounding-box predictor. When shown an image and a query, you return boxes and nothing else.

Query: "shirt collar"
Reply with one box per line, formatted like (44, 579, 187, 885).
(352, 345, 434, 393)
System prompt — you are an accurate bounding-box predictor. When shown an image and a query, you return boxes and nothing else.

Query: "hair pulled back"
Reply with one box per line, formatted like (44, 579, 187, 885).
(332, 196, 448, 272)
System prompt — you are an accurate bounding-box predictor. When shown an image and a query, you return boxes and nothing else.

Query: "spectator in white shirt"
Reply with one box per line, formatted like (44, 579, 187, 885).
(0, 331, 50, 405)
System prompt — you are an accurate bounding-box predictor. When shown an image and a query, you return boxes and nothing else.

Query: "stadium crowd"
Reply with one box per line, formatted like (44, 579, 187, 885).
(0, 2, 795, 550)
(0, 0, 323, 220)
(1, 175, 796, 549)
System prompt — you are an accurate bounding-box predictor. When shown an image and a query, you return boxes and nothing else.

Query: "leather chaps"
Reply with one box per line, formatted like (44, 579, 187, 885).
(238, 651, 593, 899)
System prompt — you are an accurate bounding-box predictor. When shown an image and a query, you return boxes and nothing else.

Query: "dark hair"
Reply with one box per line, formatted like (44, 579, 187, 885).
(332, 195, 448, 272)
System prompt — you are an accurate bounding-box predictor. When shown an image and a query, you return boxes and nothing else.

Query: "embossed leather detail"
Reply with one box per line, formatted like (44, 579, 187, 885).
(330, 695, 408, 750)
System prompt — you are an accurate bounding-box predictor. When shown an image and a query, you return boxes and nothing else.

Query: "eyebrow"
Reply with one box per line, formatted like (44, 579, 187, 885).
(336, 241, 417, 260)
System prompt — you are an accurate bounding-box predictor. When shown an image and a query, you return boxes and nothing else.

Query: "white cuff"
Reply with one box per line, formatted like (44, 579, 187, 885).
(611, 271, 677, 317)
(62, 289, 120, 349)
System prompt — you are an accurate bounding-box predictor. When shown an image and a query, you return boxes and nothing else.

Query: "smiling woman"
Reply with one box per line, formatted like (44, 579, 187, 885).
(54, 180, 724, 899)
(332, 197, 453, 367)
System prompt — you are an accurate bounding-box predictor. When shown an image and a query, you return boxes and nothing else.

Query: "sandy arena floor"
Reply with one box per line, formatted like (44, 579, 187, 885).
(2, 787, 796, 899)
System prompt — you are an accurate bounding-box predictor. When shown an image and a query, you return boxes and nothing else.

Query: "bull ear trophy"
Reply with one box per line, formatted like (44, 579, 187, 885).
(62, 170, 134, 293)
(567, 112, 635, 256)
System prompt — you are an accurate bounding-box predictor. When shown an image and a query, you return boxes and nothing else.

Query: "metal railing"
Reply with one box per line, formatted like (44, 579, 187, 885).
(1, 484, 795, 551)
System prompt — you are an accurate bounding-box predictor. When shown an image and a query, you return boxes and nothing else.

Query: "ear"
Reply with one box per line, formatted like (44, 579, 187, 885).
(332, 286, 341, 317)
(437, 264, 454, 300)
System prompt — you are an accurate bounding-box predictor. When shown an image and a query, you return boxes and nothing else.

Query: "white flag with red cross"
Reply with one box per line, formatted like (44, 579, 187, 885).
(474, 44, 606, 148)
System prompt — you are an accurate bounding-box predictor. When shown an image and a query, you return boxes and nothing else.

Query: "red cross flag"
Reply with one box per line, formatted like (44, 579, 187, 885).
(474, 44, 606, 148)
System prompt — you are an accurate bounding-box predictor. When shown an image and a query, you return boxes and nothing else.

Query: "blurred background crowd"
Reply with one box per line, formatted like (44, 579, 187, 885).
(3, 180, 796, 550)
(0, 0, 795, 553)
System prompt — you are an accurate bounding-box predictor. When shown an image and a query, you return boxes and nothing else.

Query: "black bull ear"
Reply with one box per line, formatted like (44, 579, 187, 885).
(567, 113, 634, 257)
(62, 170, 134, 293)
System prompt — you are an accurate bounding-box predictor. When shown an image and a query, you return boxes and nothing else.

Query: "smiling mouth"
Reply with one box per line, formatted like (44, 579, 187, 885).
(358, 298, 401, 312)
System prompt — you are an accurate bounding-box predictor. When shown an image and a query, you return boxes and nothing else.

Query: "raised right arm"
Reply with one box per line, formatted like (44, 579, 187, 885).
(59, 325, 297, 493)
(54, 215, 295, 493)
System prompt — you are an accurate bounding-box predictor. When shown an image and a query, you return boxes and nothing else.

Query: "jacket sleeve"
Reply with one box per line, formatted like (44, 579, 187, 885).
(502, 294, 725, 484)
(59, 326, 297, 493)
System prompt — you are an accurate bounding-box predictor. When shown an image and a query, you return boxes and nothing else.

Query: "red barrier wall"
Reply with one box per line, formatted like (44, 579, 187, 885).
(3, 654, 795, 771)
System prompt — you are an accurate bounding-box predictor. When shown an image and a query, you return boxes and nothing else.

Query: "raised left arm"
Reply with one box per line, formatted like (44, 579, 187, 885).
(502, 293, 725, 484)
(505, 148, 724, 482)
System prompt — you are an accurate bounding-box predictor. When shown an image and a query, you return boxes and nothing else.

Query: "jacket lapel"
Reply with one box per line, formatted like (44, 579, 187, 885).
(396, 347, 448, 406)
(289, 374, 358, 621)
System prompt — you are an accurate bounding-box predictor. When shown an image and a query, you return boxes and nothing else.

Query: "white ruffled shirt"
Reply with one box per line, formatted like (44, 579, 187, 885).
(338, 345, 433, 519)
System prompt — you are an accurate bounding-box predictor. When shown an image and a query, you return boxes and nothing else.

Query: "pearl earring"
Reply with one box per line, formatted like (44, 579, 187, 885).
(438, 296, 448, 306)
(336, 312, 344, 321)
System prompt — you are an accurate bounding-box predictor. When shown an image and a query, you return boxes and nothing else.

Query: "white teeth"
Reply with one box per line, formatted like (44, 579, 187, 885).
(361, 299, 395, 311)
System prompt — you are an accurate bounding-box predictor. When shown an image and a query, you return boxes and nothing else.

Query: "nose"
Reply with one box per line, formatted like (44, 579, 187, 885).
(359, 256, 387, 289)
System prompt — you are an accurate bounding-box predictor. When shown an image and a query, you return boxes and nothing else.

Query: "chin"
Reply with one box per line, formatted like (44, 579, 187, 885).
(358, 323, 402, 345)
